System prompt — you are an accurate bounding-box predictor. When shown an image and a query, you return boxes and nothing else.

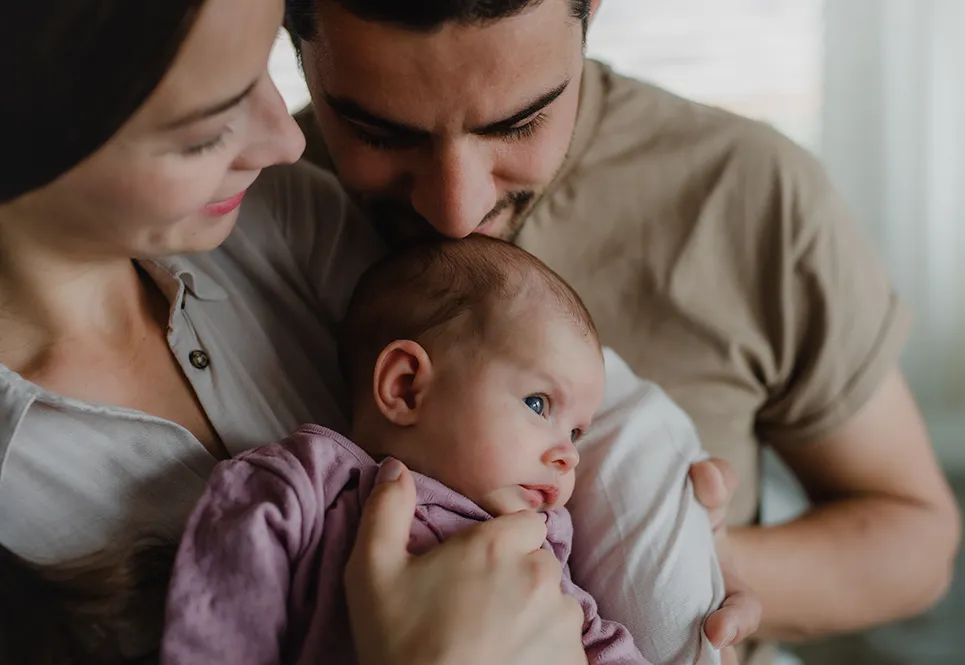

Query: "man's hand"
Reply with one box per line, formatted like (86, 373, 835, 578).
(689, 458, 761, 654)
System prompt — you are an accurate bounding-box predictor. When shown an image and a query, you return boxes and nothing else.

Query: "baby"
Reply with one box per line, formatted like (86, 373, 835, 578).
(161, 235, 650, 665)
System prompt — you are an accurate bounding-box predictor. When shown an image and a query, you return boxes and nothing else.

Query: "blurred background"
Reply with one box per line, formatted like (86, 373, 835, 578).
(268, 1, 965, 663)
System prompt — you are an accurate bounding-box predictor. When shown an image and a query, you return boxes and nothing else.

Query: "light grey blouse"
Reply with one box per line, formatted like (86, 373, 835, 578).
(0, 161, 383, 561)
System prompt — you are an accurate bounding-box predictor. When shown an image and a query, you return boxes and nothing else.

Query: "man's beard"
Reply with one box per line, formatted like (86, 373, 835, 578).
(357, 190, 536, 246)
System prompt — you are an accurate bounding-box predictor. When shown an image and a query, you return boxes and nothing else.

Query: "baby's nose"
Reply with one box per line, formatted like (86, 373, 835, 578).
(543, 441, 580, 472)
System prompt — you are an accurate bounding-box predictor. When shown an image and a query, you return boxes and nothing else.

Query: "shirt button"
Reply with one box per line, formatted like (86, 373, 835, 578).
(189, 350, 210, 370)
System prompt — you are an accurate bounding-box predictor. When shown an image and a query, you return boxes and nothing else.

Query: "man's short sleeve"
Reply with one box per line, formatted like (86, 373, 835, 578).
(754, 138, 912, 444)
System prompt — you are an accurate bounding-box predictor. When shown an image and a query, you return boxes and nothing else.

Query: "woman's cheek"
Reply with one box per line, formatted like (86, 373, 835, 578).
(137, 157, 232, 220)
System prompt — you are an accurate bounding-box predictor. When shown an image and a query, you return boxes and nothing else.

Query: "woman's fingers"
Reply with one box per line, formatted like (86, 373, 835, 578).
(348, 459, 417, 586)
(454, 510, 549, 563)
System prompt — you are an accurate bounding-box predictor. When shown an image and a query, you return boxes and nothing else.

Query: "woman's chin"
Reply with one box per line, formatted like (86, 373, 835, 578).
(144, 210, 241, 257)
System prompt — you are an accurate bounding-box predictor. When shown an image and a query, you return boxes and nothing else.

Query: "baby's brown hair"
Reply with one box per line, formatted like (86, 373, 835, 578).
(339, 235, 598, 402)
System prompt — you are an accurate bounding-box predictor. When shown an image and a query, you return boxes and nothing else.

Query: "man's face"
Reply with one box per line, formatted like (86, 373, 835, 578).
(300, 0, 587, 243)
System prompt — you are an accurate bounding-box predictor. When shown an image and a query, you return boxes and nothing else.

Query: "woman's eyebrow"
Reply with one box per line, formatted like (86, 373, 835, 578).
(163, 79, 258, 130)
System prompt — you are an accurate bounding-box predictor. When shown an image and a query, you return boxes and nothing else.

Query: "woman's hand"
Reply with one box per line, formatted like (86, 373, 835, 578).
(345, 459, 588, 665)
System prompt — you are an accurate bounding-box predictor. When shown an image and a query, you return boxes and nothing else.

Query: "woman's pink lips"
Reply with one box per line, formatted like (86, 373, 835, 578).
(203, 190, 246, 216)
(521, 484, 560, 509)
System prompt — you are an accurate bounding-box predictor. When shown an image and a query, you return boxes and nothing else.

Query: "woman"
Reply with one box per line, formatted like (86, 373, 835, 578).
(0, 1, 752, 663)
(1, 1, 586, 663)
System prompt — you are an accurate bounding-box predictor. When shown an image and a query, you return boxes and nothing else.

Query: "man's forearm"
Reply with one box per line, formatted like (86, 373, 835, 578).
(729, 495, 959, 642)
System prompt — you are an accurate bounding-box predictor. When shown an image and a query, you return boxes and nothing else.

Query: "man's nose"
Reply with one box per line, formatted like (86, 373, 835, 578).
(409, 139, 499, 238)
(543, 440, 580, 473)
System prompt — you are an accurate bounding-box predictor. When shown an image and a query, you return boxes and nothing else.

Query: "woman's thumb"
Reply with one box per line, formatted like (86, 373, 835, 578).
(351, 459, 417, 581)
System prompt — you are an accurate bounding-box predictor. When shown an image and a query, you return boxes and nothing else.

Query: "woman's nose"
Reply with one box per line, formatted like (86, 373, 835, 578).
(234, 75, 306, 171)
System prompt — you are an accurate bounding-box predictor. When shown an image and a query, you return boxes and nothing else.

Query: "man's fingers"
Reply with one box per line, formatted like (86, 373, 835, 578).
(720, 645, 740, 665)
(350, 459, 418, 583)
(690, 458, 738, 529)
(703, 588, 762, 649)
(714, 458, 739, 497)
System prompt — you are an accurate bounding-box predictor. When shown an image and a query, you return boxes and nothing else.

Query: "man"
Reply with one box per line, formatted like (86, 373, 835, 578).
(285, 0, 962, 663)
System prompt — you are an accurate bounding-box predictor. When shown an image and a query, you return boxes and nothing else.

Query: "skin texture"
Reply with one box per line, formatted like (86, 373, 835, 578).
(302, 0, 585, 243)
(354, 300, 605, 516)
(297, 0, 961, 646)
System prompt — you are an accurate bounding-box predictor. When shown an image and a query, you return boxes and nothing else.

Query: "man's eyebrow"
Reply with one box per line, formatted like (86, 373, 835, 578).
(473, 79, 570, 134)
(324, 78, 571, 138)
(163, 80, 258, 130)
(323, 93, 431, 139)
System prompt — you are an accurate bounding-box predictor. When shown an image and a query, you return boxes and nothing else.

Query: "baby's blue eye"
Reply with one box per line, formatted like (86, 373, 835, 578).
(524, 395, 545, 416)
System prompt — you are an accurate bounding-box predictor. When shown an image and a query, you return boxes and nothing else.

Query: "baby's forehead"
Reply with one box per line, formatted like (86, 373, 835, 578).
(480, 298, 602, 369)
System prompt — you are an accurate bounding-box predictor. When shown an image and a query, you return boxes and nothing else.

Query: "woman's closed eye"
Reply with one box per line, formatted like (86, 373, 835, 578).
(183, 136, 224, 156)
(524, 394, 549, 417)
(182, 128, 232, 156)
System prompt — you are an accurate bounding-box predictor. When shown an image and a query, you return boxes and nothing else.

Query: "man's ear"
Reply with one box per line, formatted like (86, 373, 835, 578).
(589, 0, 602, 21)
(372, 340, 433, 427)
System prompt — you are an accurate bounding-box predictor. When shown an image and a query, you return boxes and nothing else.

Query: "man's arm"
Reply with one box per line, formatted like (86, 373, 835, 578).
(725, 369, 961, 642)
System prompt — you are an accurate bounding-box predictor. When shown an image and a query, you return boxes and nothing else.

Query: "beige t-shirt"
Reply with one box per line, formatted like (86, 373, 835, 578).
(296, 59, 911, 665)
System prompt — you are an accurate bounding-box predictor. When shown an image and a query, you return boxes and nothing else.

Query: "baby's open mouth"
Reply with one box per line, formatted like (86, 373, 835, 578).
(520, 484, 560, 509)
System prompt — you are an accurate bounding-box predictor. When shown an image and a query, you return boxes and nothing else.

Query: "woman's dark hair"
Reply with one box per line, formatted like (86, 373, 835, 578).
(286, 0, 591, 40)
(1, 5, 205, 660)
(0, 537, 179, 665)
(0, 1, 206, 202)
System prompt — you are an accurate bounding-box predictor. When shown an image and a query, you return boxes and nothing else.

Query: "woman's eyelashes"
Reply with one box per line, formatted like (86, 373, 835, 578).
(182, 126, 233, 156)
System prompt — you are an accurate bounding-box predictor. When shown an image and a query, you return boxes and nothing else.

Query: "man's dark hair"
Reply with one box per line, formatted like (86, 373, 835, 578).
(286, 0, 590, 41)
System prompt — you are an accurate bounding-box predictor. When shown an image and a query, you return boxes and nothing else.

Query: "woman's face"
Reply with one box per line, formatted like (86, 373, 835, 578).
(3, 0, 305, 259)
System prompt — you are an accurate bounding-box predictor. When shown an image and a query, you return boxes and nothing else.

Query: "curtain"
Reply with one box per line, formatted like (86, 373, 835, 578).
(822, 0, 965, 418)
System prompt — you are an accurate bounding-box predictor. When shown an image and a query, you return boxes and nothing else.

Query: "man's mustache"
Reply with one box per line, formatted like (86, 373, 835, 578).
(361, 190, 535, 242)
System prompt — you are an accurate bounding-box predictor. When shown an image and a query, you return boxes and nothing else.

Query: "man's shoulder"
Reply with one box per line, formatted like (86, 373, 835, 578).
(585, 59, 823, 187)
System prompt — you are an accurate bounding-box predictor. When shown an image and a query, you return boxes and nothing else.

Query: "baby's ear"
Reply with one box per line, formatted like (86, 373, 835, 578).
(371, 340, 433, 426)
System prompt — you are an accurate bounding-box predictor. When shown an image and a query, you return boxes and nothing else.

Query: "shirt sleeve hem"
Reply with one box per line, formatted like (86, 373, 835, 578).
(761, 296, 913, 445)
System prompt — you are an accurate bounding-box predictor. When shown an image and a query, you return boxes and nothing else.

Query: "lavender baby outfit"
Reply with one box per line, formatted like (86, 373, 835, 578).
(161, 425, 650, 665)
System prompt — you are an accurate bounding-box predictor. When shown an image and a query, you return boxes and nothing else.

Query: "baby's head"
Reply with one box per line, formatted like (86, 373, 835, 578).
(340, 235, 605, 516)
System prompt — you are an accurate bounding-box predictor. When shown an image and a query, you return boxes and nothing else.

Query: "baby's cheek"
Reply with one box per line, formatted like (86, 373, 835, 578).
(477, 486, 526, 517)
(558, 473, 576, 507)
